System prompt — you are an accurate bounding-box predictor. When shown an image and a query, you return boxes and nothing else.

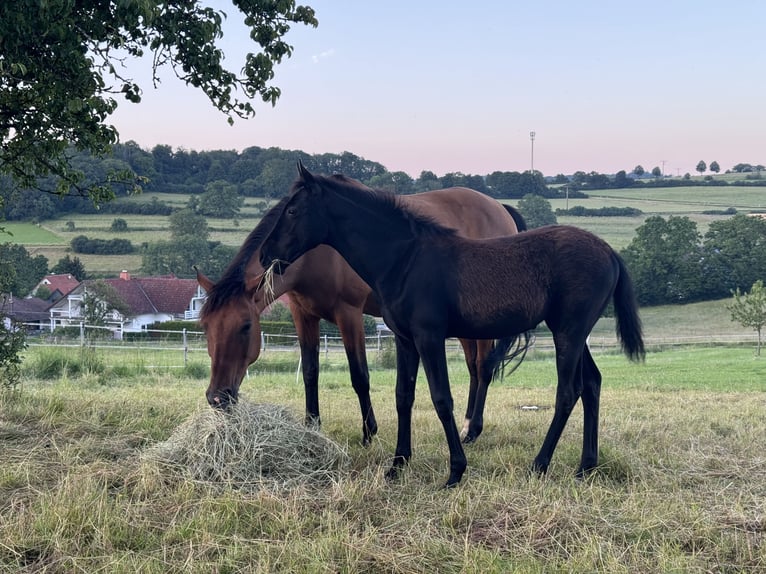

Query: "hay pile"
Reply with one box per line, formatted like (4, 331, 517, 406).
(143, 401, 349, 490)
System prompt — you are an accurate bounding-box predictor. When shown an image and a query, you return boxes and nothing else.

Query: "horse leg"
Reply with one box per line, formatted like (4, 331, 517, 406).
(293, 310, 322, 428)
(577, 346, 602, 478)
(532, 339, 585, 475)
(385, 335, 420, 482)
(336, 309, 378, 446)
(462, 338, 495, 444)
(458, 338, 479, 440)
(416, 335, 467, 488)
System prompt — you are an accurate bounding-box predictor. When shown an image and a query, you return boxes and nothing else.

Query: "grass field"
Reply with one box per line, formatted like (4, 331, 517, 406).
(6, 184, 763, 273)
(1, 345, 764, 573)
(0, 222, 67, 245)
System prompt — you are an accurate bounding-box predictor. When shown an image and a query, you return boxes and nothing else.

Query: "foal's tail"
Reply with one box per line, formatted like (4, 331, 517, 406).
(503, 204, 528, 232)
(481, 331, 534, 383)
(613, 254, 645, 362)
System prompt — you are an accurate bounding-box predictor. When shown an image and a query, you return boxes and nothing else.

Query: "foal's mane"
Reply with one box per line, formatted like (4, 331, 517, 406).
(312, 173, 458, 239)
(200, 196, 289, 317)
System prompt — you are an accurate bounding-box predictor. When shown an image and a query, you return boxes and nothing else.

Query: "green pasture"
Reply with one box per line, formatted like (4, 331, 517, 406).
(6, 185, 764, 274)
(0, 222, 67, 245)
(1, 345, 764, 573)
(517, 185, 766, 249)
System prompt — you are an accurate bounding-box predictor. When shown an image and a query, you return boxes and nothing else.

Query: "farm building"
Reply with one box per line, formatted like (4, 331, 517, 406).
(47, 271, 206, 335)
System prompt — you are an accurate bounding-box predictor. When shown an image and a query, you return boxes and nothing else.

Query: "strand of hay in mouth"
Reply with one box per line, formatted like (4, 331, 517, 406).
(257, 260, 281, 306)
(142, 401, 349, 490)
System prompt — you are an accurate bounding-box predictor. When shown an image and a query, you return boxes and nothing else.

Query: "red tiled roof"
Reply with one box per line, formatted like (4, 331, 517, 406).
(42, 274, 80, 296)
(97, 275, 199, 316)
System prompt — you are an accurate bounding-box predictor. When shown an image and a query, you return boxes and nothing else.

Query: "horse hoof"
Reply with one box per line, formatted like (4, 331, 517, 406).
(528, 462, 548, 478)
(384, 456, 408, 482)
(462, 434, 476, 445)
(384, 466, 401, 482)
(442, 478, 460, 489)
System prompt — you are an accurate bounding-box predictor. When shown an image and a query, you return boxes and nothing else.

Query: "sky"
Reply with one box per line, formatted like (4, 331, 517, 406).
(109, 1, 766, 178)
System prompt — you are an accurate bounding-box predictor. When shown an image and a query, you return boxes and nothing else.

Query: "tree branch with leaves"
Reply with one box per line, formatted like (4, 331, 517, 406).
(727, 280, 766, 356)
(0, 0, 317, 204)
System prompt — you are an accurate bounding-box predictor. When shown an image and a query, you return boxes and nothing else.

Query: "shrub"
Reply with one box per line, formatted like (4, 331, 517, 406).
(0, 320, 26, 389)
(26, 347, 105, 378)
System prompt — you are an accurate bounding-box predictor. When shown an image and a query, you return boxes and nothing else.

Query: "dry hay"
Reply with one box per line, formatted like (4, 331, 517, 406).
(257, 259, 281, 306)
(142, 400, 349, 490)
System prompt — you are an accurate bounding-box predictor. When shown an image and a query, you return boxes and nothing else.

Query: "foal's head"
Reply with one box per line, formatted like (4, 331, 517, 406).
(260, 162, 332, 272)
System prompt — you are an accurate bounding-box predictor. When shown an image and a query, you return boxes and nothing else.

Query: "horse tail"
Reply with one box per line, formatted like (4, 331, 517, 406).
(613, 254, 645, 362)
(503, 204, 528, 232)
(481, 331, 534, 383)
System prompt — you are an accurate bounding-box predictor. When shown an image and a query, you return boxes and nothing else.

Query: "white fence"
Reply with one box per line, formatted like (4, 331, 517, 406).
(18, 321, 760, 372)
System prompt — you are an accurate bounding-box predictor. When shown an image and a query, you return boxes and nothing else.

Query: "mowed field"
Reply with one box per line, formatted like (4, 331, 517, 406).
(7, 183, 766, 273)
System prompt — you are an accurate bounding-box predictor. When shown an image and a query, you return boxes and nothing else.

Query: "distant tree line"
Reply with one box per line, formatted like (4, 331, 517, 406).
(3, 141, 764, 223)
(0, 143, 563, 222)
(620, 213, 766, 306)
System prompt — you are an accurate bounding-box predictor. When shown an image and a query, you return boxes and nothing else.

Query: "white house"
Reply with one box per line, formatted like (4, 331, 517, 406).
(48, 271, 206, 334)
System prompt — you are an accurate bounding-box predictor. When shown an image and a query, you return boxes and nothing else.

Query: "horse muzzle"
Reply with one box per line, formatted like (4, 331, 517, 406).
(207, 388, 238, 410)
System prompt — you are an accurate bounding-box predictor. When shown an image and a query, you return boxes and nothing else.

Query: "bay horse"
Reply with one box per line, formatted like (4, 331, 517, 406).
(260, 163, 645, 488)
(197, 174, 527, 446)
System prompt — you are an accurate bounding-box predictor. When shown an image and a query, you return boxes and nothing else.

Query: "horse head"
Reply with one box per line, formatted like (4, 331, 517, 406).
(196, 267, 264, 409)
(260, 162, 330, 273)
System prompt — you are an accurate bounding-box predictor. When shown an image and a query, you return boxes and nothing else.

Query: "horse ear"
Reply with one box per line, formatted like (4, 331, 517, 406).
(194, 265, 215, 292)
(297, 160, 314, 184)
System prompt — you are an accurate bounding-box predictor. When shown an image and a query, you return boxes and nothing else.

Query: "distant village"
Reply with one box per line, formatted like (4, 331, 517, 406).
(2, 272, 206, 337)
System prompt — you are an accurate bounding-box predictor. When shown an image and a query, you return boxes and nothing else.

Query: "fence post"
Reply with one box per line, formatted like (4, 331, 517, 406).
(79, 322, 84, 346)
(183, 328, 188, 368)
(377, 331, 381, 351)
(324, 334, 328, 359)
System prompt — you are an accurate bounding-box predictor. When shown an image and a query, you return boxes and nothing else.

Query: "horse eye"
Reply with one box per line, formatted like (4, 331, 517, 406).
(240, 321, 251, 336)
(287, 207, 297, 216)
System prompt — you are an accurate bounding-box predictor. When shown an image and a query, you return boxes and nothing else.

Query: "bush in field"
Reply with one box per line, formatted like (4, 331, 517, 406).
(71, 235, 134, 254)
(0, 318, 26, 389)
(110, 218, 128, 231)
(26, 347, 105, 378)
(376, 336, 397, 370)
(182, 362, 209, 380)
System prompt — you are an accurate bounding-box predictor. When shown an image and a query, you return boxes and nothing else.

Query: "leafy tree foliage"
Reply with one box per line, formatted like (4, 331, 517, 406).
(198, 180, 244, 218)
(517, 194, 557, 228)
(0, 295, 26, 389)
(0, 243, 48, 296)
(633, 165, 645, 177)
(81, 280, 130, 329)
(169, 208, 209, 240)
(696, 161, 707, 175)
(709, 161, 720, 174)
(0, 0, 317, 203)
(700, 214, 766, 298)
(51, 255, 88, 281)
(140, 237, 236, 279)
(727, 280, 766, 355)
(71, 236, 134, 255)
(622, 214, 766, 306)
(485, 171, 549, 198)
(110, 218, 128, 232)
(621, 216, 703, 305)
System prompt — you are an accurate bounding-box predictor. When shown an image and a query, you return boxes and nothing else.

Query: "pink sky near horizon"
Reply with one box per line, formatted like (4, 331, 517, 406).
(109, 1, 766, 178)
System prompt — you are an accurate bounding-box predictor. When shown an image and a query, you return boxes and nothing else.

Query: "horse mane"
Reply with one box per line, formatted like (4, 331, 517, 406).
(200, 196, 290, 317)
(312, 173, 458, 239)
